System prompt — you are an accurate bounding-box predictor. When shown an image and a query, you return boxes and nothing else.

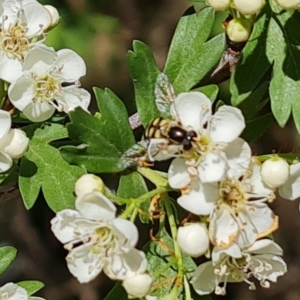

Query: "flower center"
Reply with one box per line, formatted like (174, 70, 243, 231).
(91, 226, 118, 255)
(219, 179, 245, 208)
(35, 75, 60, 102)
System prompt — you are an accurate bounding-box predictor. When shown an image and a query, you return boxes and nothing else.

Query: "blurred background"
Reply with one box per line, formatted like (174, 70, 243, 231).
(1, 0, 300, 299)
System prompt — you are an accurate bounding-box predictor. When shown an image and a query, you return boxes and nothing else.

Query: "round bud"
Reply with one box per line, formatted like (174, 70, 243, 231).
(226, 19, 251, 43)
(177, 223, 209, 258)
(75, 174, 105, 196)
(44, 5, 60, 28)
(122, 274, 152, 298)
(261, 157, 289, 188)
(277, 0, 300, 9)
(233, 0, 265, 15)
(207, 0, 230, 10)
(0, 129, 29, 159)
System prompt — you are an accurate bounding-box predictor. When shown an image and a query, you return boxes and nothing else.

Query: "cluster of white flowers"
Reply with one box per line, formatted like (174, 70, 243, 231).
(51, 174, 152, 299)
(0, 282, 44, 300)
(147, 75, 300, 295)
(0, 0, 90, 122)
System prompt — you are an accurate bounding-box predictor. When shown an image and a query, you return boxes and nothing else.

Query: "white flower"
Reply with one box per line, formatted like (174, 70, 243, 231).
(209, 161, 278, 249)
(233, 0, 265, 15)
(261, 157, 289, 188)
(277, 0, 300, 9)
(75, 174, 105, 196)
(0, 109, 29, 172)
(177, 223, 209, 257)
(122, 273, 153, 298)
(0, 0, 51, 82)
(226, 19, 251, 43)
(51, 191, 147, 283)
(43, 5, 60, 28)
(0, 282, 27, 300)
(207, 0, 230, 10)
(191, 239, 287, 295)
(8, 45, 91, 122)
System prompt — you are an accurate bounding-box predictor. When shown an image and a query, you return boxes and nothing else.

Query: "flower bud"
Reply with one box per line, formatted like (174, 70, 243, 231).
(226, 19, 251, 43)
(233, 0, 265, 15)
(122, 274, 152, 298)
(261, 157, 289, 188)
(277, 0, 300, 9)
(177, 224, 209, 257)
(207, 0, 230, 10)
(75, 174, 105, 196)
(0, 129, 29, 159)
(44, 5, 60, 28)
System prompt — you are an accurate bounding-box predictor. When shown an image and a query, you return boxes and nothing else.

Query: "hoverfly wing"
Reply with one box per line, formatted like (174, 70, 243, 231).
(154, 73, 176, 116)
(148, 138, 181, 161)
(118, 140, 150, 169)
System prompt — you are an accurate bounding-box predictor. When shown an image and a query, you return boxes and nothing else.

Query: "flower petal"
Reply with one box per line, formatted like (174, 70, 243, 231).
(23, 101, 55, 122)
(208, 106, 245, 143)
(0, 282, 27, 300)
(67, 243, 103, 283)
(170, 92, 212, 131)
(0, 51, 23, 83)
(76, 191, 116, 221)
(168, 158, 192, 189)
(0, 109, 11, 141)
(245, 239, 283, 256)
(0, 151, 13, 173)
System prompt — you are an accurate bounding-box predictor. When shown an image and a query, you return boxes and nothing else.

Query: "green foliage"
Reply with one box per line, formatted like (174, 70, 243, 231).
(60, 88, 135, 173)
(17, 281, 44, 296)
(19, 123, 86, 212)
(164, 7, 225, 93)
(127, 41, 161, 127)
(0, 246, 17, 275)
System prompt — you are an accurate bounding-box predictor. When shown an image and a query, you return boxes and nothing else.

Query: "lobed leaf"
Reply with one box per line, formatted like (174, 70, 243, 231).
(0, 246, 17, 275)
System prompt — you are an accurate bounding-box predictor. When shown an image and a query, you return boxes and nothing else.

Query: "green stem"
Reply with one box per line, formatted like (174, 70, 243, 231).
(137, 166, 168, 187)
(184, 275, 192, 300)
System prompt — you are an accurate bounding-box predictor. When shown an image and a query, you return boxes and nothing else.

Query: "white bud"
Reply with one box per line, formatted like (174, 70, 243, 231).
(44, 5, 60, 28)
(122, 274, 152, 298)
(277, 0, 300, 9)
(75, 174, 105, 196)
(233, 0, 265, 15)
(226, 19, 251, 43)
(207, 0, 230, 10)
(177, 224, 209, 258)
(261, 157, 289, 188)
(0, 129, 29, 159)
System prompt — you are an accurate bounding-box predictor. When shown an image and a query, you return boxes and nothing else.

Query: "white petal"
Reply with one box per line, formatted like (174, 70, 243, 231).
(168, 158, 191, 189)
(111, 218, 139, 249)
(23, 46, 56, 75)
(245, 239, 283, 256)
(104, 249, 147, 280)
(0, 129, 29, 159)
(0, 109, 11, 141)
(208, 106, 245, 143)
(23, 1, 52, 36)
(50, 209, 82, 243)
(56, 49, 86, 81)
(8, 77, 36, 111)
(177, 179, 218, 215)
(0, 283, 27, 300)
(123, 273, 152, 299)
(0, 51, 23, 83)
(251, 254, 287, 282)
(279, 163, 300, 200)
(212, 243, 242, 263)
(224, 138, 251, 179)
(0, 151, 13, 173)
(209, 207, 239, 247)
(191, 261, 216, 295)
(170, 92, 212, 130)
(56, 88, 91, 113)
(67, 243, 103, 283)
(198, 152, 227, 183)
(23, 101, 55, 122)
(76, 191, 116, 221)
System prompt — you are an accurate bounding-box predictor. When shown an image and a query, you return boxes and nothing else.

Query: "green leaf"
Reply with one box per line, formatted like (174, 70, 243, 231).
(267, 8, 300, 131)
(242, 113, 274, 142)
(19, 123, 86, 212)
(0, 246, 17, 275)
(17, 281, 44, 296)
(117, 172, 149, 223)
(127, 41, 160, 127)
(61, 88, 135, 173)
(146, 228, 196, 299)
(193, 84, 219, 101)
(230, 5, 271, 106)
(164, 8, 225, 93)
(104, 282, 127, 300)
